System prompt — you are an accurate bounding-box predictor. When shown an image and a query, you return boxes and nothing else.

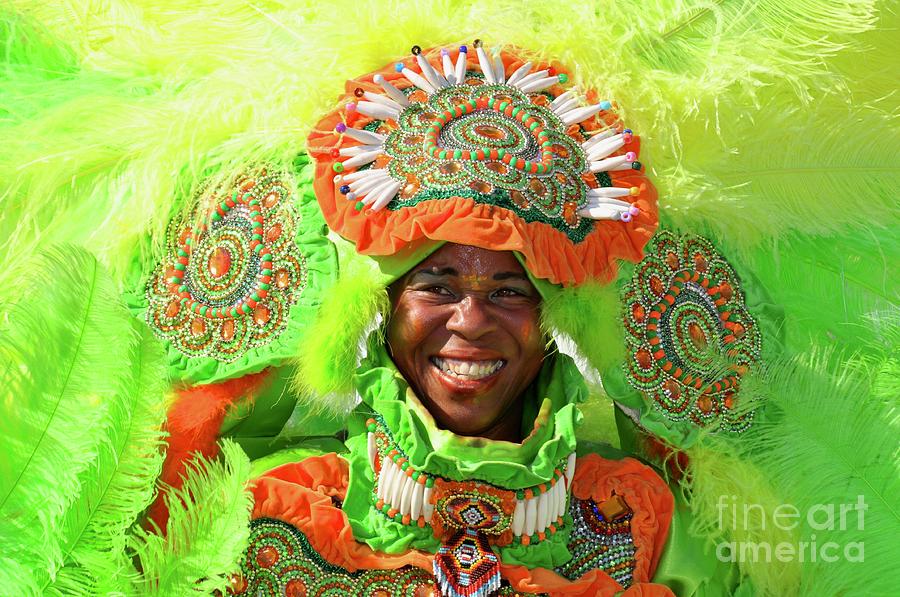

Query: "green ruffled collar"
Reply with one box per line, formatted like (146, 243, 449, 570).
(352, 343, 583, 488)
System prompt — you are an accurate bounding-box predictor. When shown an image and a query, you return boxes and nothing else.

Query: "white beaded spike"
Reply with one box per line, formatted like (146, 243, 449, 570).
(367, 433, 377, 470)
(388, 459, 405, 507)
(524, 496, 538, 537)
(565, 452, 577, 488)
(537, 491, 550, 532)
(454, 47, 468, 84)
(399, 473, 415, 516)
(423, 485, 434, 522)
(560, 102, 608, 126)
(372, 74, 410, 107)
(554, 479, 567, 519)
(357, 177, 399, 207)
(551, 96, 579, 117)
(589, 152, 637, 173)
(354, 100, 400, 122)
(366, 180, 403, 212)
(506, 61, 533, 87)
(493, 53, 506, 84)
(363, 90, 404, 111)
(510, 69, 549, 92)
(441, 49, 456, 84)
(512, 499, 526, 536)
(416, 53, 448, 89)
(549, 90, 574, 109)
(475, 44, 496, 83)
(585, 132, 629, 161)
(587, 186, 638, 199)
(377, 458, 394, 501)
(347, 171, 392, 196)
(400, 66, 436, 94)
(410, 481, 425, 520)
(579, 188, 640, 221)
(338, 143, 382, 157)
(518, 75, 558, 93)
(343, 127, 387, 144)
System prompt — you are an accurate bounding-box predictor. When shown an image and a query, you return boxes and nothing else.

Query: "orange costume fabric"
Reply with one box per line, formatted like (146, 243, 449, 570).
(249, 452, 675, 596)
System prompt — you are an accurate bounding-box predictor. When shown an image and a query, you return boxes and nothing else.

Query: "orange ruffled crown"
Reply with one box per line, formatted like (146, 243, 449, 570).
(308, 42, 658, 286)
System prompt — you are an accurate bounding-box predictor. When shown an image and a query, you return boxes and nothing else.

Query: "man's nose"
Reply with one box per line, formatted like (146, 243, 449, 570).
(445, 295, 497, 340)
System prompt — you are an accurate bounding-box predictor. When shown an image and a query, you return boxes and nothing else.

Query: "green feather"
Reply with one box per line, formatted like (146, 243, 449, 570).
(47, 321, 170, 595)
(129, 439, 253, 596)
(0, 246, 140, 591)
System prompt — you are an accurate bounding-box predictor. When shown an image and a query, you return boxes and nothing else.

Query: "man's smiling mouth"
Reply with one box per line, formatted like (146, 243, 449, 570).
(430, 357, 506, 381)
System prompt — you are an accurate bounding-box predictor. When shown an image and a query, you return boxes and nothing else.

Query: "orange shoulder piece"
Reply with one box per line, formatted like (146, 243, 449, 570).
(570, 454, 675, 582)
(250, 453, 432, 573)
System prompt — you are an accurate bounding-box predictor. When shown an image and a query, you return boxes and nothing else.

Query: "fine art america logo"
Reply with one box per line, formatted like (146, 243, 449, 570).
(716, 495, 867, 563)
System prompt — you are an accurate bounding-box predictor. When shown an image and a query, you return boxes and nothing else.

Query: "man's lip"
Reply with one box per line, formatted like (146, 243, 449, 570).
(429, 357, 505, 395)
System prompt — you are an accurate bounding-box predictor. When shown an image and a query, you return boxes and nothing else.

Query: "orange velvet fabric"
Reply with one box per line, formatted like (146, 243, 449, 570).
(146, 371, 270, 530)
(307, 46, 658, 287)
(250, 453, 675, 596)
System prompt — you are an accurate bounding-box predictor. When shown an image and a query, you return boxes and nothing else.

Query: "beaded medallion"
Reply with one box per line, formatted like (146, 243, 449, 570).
(622, 231, 762, 431)
(232, 518, 545, 596)
(145, 169, 308, 362)
(556, 496, 637, 588)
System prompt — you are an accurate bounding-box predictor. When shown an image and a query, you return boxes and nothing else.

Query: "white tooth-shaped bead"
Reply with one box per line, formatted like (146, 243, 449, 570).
(515, 69, 549, 88)
(454, 51, 467, 84)
(416, 54, 447, 89)
(475, 46, 495, 83)
(389, 461, 405, 507)
(340, 149, 383, 169)
(512, 499, 525, 536)
(560, 103, 606, 126)
(518, 76, 558, 93)
(506, 61, 532, 87)
(373, 74, 410, 107)
(339, 144, 382, 157)
(344, 127, 387, 144)
(493, 54, 505, 83)
(367, 433, 376, 470)
(577, 205, 626, 220)
(565, 452, 577, 488)
(586, 134, 626, 161)
(589, 154, 632, 173)
(554, 479, 566, 519)
(411, 480, 425, 520)
(582, 127, 617, 150)
(423, 485, 434, 522)
(378, 459, 394, 501)
(399, 472, 415, 516)
(367, 180, 403, 212)
(401, 67, 436, 94)
(524, 496, 537, 537)
(537, 491, 550, 532)
(354, 101, 400, 122)
(550, 90, 574, 109)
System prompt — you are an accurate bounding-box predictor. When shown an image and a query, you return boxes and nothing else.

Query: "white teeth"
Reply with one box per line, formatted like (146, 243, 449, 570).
(389, 461, 404, 507)
(565, 452, 577, 488)
(556, 479, 567, 519)
(432, 357, 503, 379)
(423, 485, 434, 522)
(377, 458, 394, 501)
(524, 496, 537, 537)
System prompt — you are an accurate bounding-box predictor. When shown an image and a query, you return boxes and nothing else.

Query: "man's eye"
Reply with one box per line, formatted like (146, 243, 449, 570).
(424, 286, 453, 296)
(492, 288, 525, 298)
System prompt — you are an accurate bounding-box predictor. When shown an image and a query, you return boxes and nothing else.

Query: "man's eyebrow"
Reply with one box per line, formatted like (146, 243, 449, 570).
(493, 271, 529, 281)
(411, 267, 458, 278)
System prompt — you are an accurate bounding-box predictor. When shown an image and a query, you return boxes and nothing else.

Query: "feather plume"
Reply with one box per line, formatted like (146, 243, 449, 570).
(130, 439, 253, 596)
(0, 246, 141, 591)
(1, 0, 895, 284)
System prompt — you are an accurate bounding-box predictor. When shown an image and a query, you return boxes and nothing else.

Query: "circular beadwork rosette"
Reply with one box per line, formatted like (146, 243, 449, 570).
(309, 43, 658, 286)
(135, 163, 335, 383)
(621, 231, 762, 432)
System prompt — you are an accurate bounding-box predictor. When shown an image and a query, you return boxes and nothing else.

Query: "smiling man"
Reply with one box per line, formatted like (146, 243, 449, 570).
(386, 244, 545, 441)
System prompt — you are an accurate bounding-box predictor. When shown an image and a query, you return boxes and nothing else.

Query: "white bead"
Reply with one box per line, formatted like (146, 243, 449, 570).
(512, 499, 525, 536)
(525, 496, 537, 537)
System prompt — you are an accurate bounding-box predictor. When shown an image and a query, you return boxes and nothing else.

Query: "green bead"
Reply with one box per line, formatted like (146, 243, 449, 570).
(220, 201, 229, 212)
(453, 149, 462, 159)
(332, 162, 344, 173)
(249, 199, 260, 206)
(241, 304, 252, 314)
(259, 283, 271, 291)
(251, 292, 260, 302)
(496, 149, 506, 158)
(211, 212, 222, 222)
(261, 269, 273, 276)
(230, 307, 239, 317)
(401, 461, 410, 471)
(557, 73, 569, 84)
(174, 263, 186, 271)
(425, 477, 435, 488)
(511, 107, 520, 117)
(176, 248, 188, 257)
(232, 190, 239, 201)
(529, 121, 539, 131)
(250, 211, 262, 219)
(355, 201, 365, 211)
(516, 490, 525, 500)
(199, 306, 207, 316)
(251, 234, 263, 241)
(253, 244, 263, 254)
(411, 471, 421, 481)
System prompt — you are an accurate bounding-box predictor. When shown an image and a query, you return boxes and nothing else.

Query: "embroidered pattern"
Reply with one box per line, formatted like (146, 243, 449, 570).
(622, 231, 762, 432)
(330, 42, 644, 237)
(232, 517, 544, 597)
(366, 417, 573, 546)
(146, 169, 308, 362)
(556, 497, 637, 588)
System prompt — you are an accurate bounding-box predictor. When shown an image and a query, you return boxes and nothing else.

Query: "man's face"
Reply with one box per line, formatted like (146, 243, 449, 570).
(386, 243, 545, 439)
